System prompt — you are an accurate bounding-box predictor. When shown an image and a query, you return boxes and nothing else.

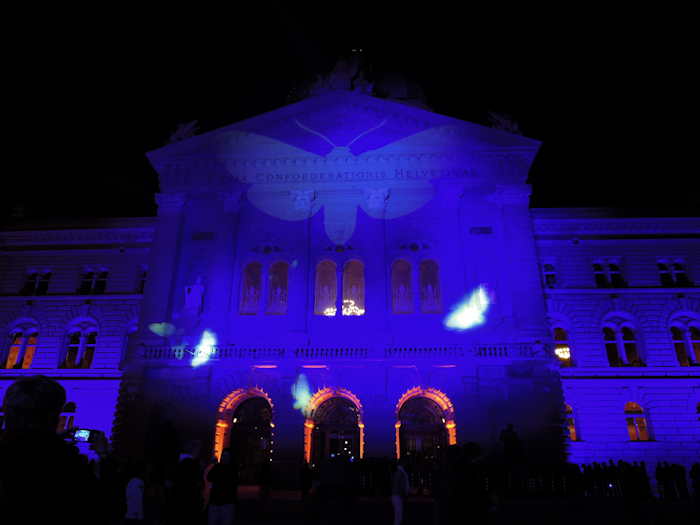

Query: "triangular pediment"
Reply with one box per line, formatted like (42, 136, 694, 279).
(147, 91, 540, 165)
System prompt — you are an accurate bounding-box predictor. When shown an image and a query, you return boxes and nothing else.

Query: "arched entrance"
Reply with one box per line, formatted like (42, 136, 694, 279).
(395, 387, 456, 494)
(215, 388, 273, 483)
(395, 387, 457, 459)
(304, 388, 365, 465)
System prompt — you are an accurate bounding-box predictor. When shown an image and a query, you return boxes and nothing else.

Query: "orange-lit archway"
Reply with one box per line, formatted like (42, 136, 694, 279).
(214, 387, 274, 461)
(395, 387, 456, 459)
(303, 387, 365, 464)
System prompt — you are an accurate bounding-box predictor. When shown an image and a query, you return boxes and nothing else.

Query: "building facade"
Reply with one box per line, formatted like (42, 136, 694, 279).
(1, 92, 698, 482)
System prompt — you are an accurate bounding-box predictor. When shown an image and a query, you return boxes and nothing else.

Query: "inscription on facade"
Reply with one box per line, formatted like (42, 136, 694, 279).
(230, 167, 471, 184)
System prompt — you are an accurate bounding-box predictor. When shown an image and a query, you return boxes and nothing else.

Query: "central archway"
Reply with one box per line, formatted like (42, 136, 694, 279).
(215, 387, 274, 483)
(395, 387, 456, 460)
(304, 387, 364, 464)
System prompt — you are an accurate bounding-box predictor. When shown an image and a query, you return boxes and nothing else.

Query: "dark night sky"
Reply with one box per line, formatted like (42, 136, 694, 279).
(7, 7, 695, 222)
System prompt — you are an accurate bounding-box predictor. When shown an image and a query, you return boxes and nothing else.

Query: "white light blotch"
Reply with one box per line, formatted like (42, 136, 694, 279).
(444, 286, 491, 331)
(191, 329, 217, 367)
(291, 373, 312, 414)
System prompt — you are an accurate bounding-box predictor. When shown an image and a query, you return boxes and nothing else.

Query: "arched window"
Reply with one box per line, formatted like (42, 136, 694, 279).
(624, 402, 650, 441)
(553, 327, 573, 367)
(62, 326, 98, 369)
(419, 260, 441, 313)
(57, 402, 76, 434)
(391, 259, 413, 314)
(672, 326, 691, 366)
(4, 325, 38, 369)
(266, 261, 289, 315)
(314, 260, 337, 316)
(604, 327, 622, 367)
(240, 262, 262, 314)
(564, 404, 579, 441)
(603, 325, 644, 367)
(342, 260, 365, 316)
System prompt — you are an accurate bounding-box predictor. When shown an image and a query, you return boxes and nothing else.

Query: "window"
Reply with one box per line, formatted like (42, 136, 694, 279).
(542, 263, 557, 288)
(592, 260, 626, 288)
(553, 327, 573, 367)
(3, 329, 38, 369)
(57, 402, 76, 434)
(240, 262, 263, 314)
(392, 260, 413, 313)
(266, 261, 289, 315)
(672, 262, 692, 287)
(603, 325, 644, 367)
(314, 260, 337, 316)
(342, 260, 365, 316)
(419, 260, 441, 313)
(564, 404, 579, 441)
(20, 271, 51, 296)
(624, 402, 650, 441)
(62, 329, 97, 368)
(658, 262, 674, 287)
(136, 266, 148, 294)
(78, 269, 108, 295)
(670, 324, 700, 366)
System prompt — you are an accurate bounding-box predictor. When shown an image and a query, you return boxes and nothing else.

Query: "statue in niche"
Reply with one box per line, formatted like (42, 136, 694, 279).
(241, 283, 260, 313)
(423, 283, 439, 312)
(184, 276, 205, 314)
(394, 283, 411, 312)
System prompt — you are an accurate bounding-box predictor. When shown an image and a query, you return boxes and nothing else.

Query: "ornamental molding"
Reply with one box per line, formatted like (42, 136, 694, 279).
(533, 217, 700, 236)
(0, 228, 154, 248)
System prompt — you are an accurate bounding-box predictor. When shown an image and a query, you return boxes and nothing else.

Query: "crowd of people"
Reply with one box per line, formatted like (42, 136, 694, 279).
(1, 376, 699, 525)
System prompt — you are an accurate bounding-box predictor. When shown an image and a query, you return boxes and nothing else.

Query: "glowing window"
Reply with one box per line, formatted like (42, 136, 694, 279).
(314, 260, 337, 316)
(342, 260, 365, 316)
(419, 260, 441, 313)
(542, 264, 557, 288)
(3, 329, 38, 369)
(20, 272, 51, 296)
(240, 262, 263, 314)
(564, 404, 579, 441)
(267, 261, 289, 315)
(624, 402, 650, 441)
(391, 260, 413, 314)
(62, 329, 97, 369)
(553, 328, 572, 367)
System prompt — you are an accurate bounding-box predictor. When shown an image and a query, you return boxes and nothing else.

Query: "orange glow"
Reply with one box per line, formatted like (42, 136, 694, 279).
(253, 365, 278, 368)
(215, 387, 273, 460)
(304, 387, 364, 463)
(395, 387, 457, 457)
(301, 365, 328, 368)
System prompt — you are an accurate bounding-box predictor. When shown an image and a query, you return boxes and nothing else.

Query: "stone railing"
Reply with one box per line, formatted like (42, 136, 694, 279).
(141, 342, 542, 362)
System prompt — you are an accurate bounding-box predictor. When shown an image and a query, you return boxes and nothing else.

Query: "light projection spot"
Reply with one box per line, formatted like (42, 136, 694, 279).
(149, 322, 176, 337)
(191, 329, 217, 367)
(555, 346, 571, 360)
(444, 286, 491, 331)
(291, 373, 312, 414)
(342, 299, 365, 316)
(291, 259, 299, 268)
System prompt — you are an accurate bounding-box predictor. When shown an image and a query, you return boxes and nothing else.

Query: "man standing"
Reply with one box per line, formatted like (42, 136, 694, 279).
(391, 460, 410, 525)
(207, 449, 238, 525)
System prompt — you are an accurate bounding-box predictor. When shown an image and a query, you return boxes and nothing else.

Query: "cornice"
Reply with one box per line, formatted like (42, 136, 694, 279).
(545, 288, 700, 296)
(533, 217, 700, 236)
(0, 227, 154, 248)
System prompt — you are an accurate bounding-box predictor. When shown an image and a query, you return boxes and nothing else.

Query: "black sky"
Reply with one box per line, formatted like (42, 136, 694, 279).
(7, 6, 695, 222)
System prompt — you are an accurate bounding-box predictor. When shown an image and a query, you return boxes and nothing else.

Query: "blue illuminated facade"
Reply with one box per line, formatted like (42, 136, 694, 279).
(1, 91, 698, 482)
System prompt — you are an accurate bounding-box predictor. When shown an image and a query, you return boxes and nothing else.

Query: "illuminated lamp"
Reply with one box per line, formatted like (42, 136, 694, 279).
(555, 345, 571, 360)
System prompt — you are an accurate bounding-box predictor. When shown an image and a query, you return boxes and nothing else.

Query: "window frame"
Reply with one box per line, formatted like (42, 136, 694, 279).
(61, 325, 98, 369)
(3, 324, 39, 369)
(20, 270, 51, 296)
(602, 322, 645, 367)
(624, 402, 651, 441)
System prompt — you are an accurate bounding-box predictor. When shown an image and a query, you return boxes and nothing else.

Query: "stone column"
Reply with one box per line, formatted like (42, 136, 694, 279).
(203, 191, 242, 340)
(138, 192, 187, 342)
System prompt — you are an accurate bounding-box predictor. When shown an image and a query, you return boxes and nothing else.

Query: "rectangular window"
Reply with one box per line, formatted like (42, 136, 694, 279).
(542, 264, 557, 288)
(20, 272, 51, 295)
(77, 270, 108, 295)
(608, 264, 627, 288)
(672, 262, 692, 287)
(593, 264, 609, 288)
